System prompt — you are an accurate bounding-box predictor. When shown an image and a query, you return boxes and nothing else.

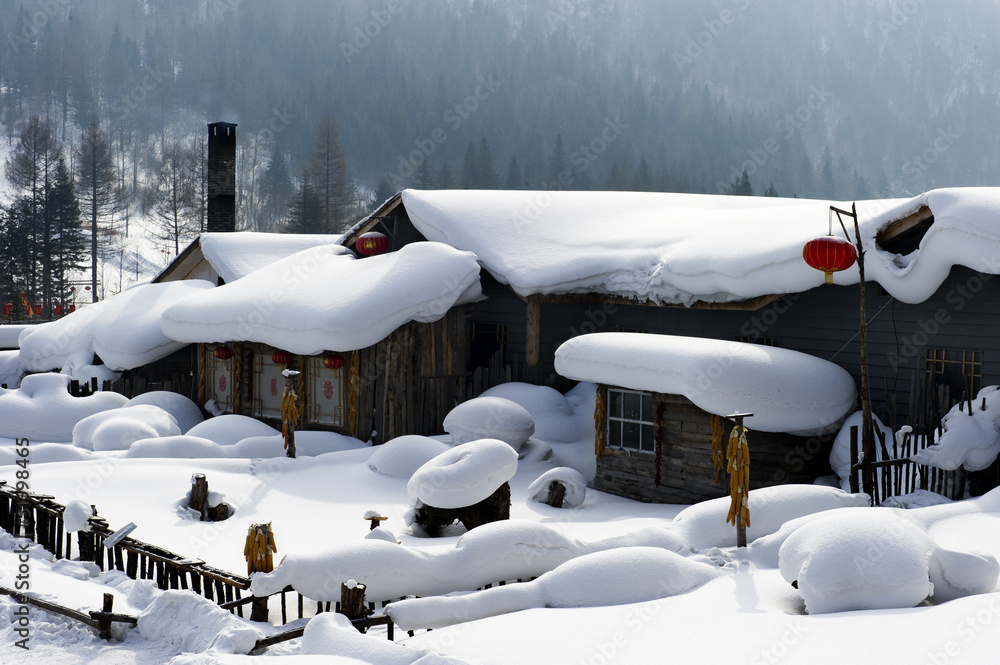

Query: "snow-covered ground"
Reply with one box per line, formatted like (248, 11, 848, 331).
(1, 382, 999, 664)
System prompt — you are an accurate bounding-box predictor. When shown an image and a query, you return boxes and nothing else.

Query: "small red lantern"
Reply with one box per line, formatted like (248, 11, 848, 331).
(356, 232, 389, 256)
(323, 353, 346, 370)
(213, 345, 234, 360)
(803, 235, 857, 285)
(271, 350, 293, 365)
(2, 303, 10, 317)
(55, 304, 63, 315)
(34, 304, 42, 316)
(69, 304, 76, 313)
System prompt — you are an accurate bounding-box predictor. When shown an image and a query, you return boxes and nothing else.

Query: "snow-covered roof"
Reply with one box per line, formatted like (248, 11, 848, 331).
(19, 280, 215, 373)
(554, 332, 857, 435)
(398, 187, 1000, 306)
(154, 232, 346, 284)
(0, 324, 35, 349)
(160, 241, 482, 355)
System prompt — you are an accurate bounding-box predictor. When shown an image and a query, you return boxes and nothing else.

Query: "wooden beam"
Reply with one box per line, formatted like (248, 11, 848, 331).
(875, 205, 933, 246)
(525, 299, 541, 383)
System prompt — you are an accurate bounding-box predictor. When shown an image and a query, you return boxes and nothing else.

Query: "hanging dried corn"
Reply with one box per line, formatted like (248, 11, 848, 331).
(594, 388, 607, 457)
(243, 522, 277, 575)
(280, 383, 298, 448)
(725, 424, 751, 529)
(710, 414, 725, 485)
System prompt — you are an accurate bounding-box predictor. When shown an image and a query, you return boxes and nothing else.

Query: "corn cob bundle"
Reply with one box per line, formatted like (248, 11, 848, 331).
(280, 384, 298, 448)
(710, 414, 725, 484)
(243, 522, 277, 574)
(725, 425, 750, 528)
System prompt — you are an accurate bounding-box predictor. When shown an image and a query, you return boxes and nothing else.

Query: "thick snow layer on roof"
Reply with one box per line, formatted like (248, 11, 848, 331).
(173, 231, 346, 284)
(0, 373, 127, 441)
(400, 187, 1000, 305)
(555, 333, 857, 435)
(161, 242, 482, 355)
(18, 280, 214, 373)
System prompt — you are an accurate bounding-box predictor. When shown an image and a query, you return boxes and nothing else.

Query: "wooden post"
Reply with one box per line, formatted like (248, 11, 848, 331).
(524, 298, 541, 384)
(98, 593, 114, 640)
(340, 582, 370, 628)
(189, 474, 208, 516)
(849, 426, 860, 494)
(545, 481, 566, 508)
(282, 369, 299, 458)
(727, 412, 753, 549)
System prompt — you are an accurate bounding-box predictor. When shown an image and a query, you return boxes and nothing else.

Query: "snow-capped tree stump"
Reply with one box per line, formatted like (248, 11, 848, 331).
(189, 474, 208, 515)
(341, 581, 372, 629)
(545, 481, 566, 508)
(413, 481, 511, 537)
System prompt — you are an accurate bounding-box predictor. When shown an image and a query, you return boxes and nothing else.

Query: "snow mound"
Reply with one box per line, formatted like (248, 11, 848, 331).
(125, 435, 225, 459)
(368, 435, 451, 478)
(778, 510, 935, 614)
(19, 279, 214, 373)
(443, 396, 535, 450)
(480, 382, 584, 442)
(0, 441, 95, 464)
(232, 430, 365, 457)
(185, 415, 279, 445)
(829, 411, 897, 491)
(72, 404, 181, 451)
(672, 484, 870, 550)
(63, 499, 94, 532)
(0, 349, 22, 388)
(0, 373, 128, 442)
(300, 612, 467, 663)
(161, 241, 482, 355)
(526, 467, 588, 508)
(928, 547, 1000, 602)
(137, 590, 261, 654)
(250, 520, 584, 602)
(124, 391, 205, 433)
(386, 547, 723, 631)
(555, 333, 856, 436)
(407, 439, 519, 510)
(911, 386, 1000, 471)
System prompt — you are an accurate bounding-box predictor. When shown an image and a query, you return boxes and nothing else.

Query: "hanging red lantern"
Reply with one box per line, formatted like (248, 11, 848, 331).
(69, 304, 76, 313)
(213, 345, 234, 360)
(34, 304, 42, 316)
(271, 350, 293, 365)
(2, 303, 10, 317)
(55, 304, 63, 315)
(802, 235, 857, 285)
(356, 232, 389, 256)
(323, 353, 346, 370)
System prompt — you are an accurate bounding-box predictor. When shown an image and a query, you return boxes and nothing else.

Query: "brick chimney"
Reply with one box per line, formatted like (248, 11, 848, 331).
(207, 121, 237, 232)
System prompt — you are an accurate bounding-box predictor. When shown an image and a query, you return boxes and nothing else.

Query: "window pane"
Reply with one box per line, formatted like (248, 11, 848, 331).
(642, 393, 653, 420)
(623, 422, 640, 449)
(641, 424, 654, 452)
(624, 392, 641, 420)
(609, 420, 622, 448)
(610, 390, 622, 418)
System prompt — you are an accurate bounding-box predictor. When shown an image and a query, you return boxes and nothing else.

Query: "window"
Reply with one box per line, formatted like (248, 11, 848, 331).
(307, 355, 347, 427)
(205, 347, 235, 413)
(925, 349, 982, 403)
(253, 349, 286, 419)
(606, 388, 655, 452)
(735, 335, 777, 346)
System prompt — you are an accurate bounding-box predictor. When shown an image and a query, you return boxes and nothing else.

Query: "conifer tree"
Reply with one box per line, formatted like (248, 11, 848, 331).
(76, 117, 118, 301)
(725, 167, 754, 196)
(308, 115, 353, 232)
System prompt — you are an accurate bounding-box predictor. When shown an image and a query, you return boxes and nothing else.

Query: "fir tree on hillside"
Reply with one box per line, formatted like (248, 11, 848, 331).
(725, 168, 754, 196)
(76, 118, 119, 300)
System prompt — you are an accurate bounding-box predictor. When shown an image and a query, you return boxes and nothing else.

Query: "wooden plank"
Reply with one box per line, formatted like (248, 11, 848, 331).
(525, 299, 541, 383)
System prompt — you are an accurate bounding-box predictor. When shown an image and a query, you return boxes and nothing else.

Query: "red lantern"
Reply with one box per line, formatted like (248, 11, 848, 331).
(271, 350, 293, 365)
(34, 304, 41, 316)
(69, 304, 76, 313)
(356, 232, 389, 256)
(213, 346, 234, 360)
(802, 236, 857, 285)
(2, 303, 10, 317)
(323, 353, 346, 370)
(55, 304, 63, 315)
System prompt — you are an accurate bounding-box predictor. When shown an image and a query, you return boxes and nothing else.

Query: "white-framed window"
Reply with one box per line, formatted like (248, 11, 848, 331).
(607, 388, 655, 452)
(253, 350, 286, 419)
(307, 356, 347, 427)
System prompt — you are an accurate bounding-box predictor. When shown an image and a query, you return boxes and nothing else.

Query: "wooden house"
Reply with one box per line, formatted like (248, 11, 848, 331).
(339, 188, 1000, 500)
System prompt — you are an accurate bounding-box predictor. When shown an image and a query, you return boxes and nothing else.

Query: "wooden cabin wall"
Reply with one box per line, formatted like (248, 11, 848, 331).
(593, 392, 833, 504)
(370, 307, 471, 443)
(534, 266, 1000, 432)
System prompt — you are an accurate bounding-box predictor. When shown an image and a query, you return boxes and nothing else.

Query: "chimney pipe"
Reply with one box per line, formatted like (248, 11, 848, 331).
(207, 121, 237, 233)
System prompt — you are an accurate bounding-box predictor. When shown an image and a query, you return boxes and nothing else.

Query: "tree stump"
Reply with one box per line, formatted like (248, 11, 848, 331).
(189, 474, 208, 515)
(413, 482, 511, 537)
(340, 582, 372, 629)
(545, 481, 566, 508)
